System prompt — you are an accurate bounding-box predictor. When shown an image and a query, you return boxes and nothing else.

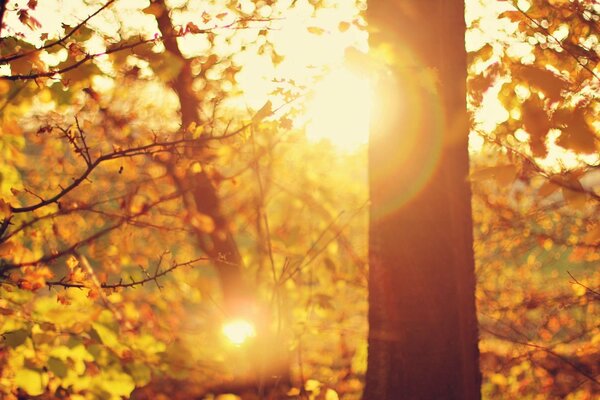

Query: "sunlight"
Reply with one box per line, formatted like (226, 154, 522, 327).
(222, 319, 256, 346)
(305, 67, 373, 152)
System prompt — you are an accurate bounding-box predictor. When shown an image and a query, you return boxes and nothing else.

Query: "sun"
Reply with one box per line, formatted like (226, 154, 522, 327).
(304, 67, 373, 152)
(222, 319, 256, 346)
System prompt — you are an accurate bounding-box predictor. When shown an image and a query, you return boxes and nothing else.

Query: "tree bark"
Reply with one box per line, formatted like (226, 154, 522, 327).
(364, 1, 481, 399)
(154, 2, 248, 312)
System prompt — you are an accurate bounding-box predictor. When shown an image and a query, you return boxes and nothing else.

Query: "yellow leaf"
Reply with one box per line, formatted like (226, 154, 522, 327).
(252, 100, 272, 124)
(66, 255, 79, 271)
(338, 21, 350, 32)
(0, 198, 12, 219)
(307, 26, 325, 35)
(92, 322, 119, 348)
(14, 369, 45, 396)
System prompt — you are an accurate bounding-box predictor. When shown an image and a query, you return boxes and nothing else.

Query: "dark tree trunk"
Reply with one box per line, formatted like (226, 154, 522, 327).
(364, 1, 481, 399)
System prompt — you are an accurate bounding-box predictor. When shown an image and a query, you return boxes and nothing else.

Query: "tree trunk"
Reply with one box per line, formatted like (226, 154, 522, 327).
(364, 1, 481, 399)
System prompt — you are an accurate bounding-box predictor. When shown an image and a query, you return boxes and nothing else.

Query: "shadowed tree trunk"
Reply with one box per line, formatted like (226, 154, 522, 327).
(151, 2, 290, 395)
(364, 1, 481, 399)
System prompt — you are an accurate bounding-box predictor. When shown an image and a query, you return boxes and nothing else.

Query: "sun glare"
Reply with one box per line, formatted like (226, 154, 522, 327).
(222, 319, 256, 346)
(305, 67, 373, 152)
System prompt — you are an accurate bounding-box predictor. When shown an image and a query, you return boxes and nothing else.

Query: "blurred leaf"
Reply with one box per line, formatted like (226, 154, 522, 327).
(521, 97, 551, 157)
(2, 328, 29, 347)
(470, 165, 517, 186)
(553, 108, 597, 154)
(562, 187, 587, 209)
(513, 65, 567, 103)
(92, 322, 119, 348)
(307, 27, 326, 35)
(14, 369, 45, 396)
(47, 357, 68, 378)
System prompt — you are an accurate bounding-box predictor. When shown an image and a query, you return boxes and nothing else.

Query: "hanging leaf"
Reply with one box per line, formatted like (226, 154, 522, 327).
(553, 108, 597, 154)
(513, 65, 568, 103)
(521, 97, 551, 157)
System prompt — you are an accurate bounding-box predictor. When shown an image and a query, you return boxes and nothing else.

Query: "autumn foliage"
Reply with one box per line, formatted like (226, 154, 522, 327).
(0, 0, 598, 399)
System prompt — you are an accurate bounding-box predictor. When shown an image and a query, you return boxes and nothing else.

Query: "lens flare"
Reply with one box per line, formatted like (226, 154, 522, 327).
(222, 319, 256, 346)
(305, 66, 373, 152)
(369, 47, 445, 221)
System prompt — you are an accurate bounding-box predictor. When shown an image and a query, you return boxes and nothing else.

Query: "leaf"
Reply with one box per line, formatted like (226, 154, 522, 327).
(307, 27, 326, 35)
(14, 369, 45, 396)
(562, 187, 587, 209)
(468, 43, 494, 64)
(66, 255, 79, 270)
(513, 65, 567, 103)
(3, 329, 29, 347)
(100, 369, 135, 397)
(0, 199, 12, 219)
(47, 357, 68, 378)
(92, 322, 119, 348)
(521, 97, 551, 157)
(252, 100, 272, 124)
(126, 362, 152, 385)
(553, 108, 597, 154)
(538, 181, 560, 198)
(499, 10, 524, 22)
(470, 165, 517, 186)
(338, 22, 350, 32)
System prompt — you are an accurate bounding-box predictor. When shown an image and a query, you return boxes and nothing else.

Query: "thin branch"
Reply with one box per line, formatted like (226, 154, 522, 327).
(567, 271, 600, 298)
(9, 123, 252, 214)
(481, 325, 600, 386)
(0, 191, 181, 272)
(46, 256, 236, 289)
(0, 0, 116, 64)
(1, 19, 273, 81)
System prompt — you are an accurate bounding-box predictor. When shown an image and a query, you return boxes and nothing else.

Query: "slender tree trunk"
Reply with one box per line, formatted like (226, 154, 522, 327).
(153, 4, 290, 394)
(154, 2, 247, 311)
(364, 1, 481, 399)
